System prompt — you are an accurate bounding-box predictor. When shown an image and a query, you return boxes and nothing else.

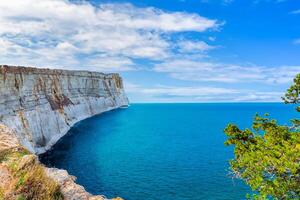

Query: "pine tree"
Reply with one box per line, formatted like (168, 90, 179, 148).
(224, 74, 300, 199)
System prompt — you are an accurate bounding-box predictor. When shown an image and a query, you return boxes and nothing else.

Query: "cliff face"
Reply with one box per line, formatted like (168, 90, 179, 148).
(0, 65, 129, 154)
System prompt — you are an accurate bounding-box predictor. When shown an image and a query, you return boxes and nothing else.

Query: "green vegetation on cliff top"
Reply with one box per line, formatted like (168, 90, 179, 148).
(0, 147, 63, 200)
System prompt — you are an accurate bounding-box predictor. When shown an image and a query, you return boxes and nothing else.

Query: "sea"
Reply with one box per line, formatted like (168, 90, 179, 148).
(41, 103, 298, 200)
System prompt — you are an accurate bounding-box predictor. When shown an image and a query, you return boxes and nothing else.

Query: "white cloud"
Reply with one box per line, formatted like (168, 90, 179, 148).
(177, 40, 215, 53)
(208, 37, 216, 41)
(0, 0, 219, 71)
(79, 55, 136, 72)
(154, 59, 300, 84)
(231, 92, 283, 102)
(96, 3, 218, 32)
(140, 86, 238, 96)
(124, 82, 284, 102)
(125, 83, 238, 102)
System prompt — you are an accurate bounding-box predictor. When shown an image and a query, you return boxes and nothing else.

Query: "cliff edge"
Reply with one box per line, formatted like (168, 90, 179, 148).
(0, 65, 129, 154)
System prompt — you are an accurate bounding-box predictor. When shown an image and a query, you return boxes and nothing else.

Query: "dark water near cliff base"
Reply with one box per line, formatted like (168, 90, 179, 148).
(41, 103, 297, 200)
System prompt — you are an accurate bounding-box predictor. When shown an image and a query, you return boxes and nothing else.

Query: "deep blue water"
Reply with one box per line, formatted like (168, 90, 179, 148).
(41, 103, 298, 200)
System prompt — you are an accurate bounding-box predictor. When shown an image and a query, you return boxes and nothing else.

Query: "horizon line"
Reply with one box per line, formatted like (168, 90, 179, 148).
(128, 101, 284, 104)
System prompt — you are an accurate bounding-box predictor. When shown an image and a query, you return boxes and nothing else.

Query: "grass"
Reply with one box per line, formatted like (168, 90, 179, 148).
(15, 165, 63, 200)
(16, 195, 26, 200)
(0, 148, 30, 163)
(0, 188, 4, 200)
(0, 147, 63, 200)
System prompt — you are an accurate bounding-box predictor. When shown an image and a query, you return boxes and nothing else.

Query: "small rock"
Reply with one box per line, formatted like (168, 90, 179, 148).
(46, 168, 92, 200)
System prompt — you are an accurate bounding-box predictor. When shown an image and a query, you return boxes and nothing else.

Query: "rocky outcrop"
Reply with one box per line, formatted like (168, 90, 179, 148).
(0, 65, 129, 154)
(45, 168, 108, 200)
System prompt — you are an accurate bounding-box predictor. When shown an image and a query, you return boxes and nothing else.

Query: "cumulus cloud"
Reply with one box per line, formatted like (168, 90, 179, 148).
(154, 59, 300, 84)
(0, 0, 218, 71)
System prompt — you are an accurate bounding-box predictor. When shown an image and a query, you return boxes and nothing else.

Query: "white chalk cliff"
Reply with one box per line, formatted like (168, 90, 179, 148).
(0, 65, 129, 154)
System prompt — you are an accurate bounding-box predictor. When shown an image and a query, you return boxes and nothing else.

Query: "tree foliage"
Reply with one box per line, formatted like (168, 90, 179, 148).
(224, 74, 300, 199)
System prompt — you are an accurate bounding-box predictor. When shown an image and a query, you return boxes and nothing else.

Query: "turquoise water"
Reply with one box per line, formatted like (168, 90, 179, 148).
(41, 103, 297, 200)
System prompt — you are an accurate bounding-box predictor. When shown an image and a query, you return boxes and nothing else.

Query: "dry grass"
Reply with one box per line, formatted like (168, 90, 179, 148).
(0, 147, 63, 200)
(15, 165, 63, 200)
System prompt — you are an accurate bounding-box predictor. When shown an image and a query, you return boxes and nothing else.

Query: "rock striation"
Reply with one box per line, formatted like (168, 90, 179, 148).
(0, 65, 129, 154)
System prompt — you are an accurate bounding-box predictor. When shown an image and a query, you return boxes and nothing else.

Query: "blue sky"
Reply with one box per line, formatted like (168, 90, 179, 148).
(0, 0, 299, 102)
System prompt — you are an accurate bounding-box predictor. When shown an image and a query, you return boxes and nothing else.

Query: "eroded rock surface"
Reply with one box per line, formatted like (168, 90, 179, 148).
(46, 168, 108, 200)
(0, 65, 129, 154)
(0, 124, 20, 152)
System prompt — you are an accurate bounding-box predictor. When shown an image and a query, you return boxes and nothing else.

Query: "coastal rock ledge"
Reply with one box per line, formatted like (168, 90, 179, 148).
(0, 65, 129, 199)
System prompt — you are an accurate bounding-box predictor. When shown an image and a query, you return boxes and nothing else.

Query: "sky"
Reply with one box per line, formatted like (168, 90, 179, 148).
(0, 0, 299, 102)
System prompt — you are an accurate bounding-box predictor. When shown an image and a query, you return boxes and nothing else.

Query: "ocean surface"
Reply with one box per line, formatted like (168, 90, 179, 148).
(41, 103, 298, 200)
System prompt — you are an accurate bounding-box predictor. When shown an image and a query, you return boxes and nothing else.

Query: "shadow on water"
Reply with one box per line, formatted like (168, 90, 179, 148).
(40, 108, 127, 166)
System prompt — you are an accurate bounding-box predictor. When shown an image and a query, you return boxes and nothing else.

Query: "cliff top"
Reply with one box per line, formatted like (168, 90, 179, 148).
(0, 65, 120, 78)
